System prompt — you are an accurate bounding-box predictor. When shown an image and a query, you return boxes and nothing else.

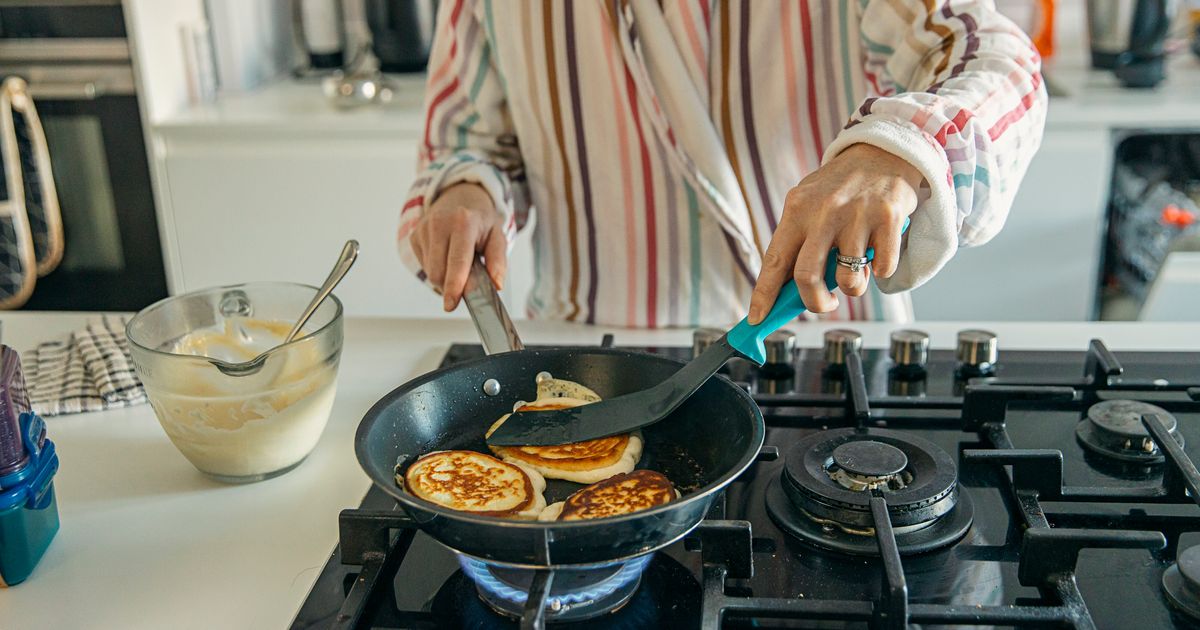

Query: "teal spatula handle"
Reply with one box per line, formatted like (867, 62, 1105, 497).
(726, 218, 910, 365)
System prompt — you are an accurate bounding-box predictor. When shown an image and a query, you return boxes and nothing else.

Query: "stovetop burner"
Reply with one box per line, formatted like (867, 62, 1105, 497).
(457, 555, 651, 623)
(767, 427, 974, 555)
(1163, 544, 1200, 622)
(432, 554, 700, 628)
(1076, 399, 1185, 464)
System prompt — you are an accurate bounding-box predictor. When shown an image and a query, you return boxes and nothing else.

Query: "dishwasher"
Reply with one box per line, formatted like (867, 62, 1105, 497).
(1100, 133, 1200, 321)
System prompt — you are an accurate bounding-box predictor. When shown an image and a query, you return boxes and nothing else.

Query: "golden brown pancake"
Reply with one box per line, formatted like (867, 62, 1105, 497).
(401, 450, 546, 519)
(538, 470, 678, 521)
(487, 397, 643, 484)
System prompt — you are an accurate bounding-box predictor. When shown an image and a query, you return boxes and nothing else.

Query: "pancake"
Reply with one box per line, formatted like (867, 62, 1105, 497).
(486, 377, 642, 484)
(538, 470, 679, 521)
(535, 377, 601, 402)
(401, 450, 547, 519)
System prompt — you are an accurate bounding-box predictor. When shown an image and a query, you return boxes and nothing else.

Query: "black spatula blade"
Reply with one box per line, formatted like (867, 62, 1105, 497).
(486, 338, 740, 446)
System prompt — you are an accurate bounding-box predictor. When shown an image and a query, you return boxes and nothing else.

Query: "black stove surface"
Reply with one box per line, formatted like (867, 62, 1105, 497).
(293, 337, 1200, 629)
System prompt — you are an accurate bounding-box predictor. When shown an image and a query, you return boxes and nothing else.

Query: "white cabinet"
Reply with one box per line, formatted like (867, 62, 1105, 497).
(911, 129, 1111, 321)
(159, 123, 1108, 322)
(156, 121, 533, 318)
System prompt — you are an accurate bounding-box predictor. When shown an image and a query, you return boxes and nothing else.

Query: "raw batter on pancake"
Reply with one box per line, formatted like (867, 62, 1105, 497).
(401, 450, 546, 520)
(486, 377, 642, 484)
(539, 470, 679, 521)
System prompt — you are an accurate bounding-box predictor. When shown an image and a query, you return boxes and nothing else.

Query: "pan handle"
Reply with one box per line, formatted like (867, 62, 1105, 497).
(463, 258, 525, 354)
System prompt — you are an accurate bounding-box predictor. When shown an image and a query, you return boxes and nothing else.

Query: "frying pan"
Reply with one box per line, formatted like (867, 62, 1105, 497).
(355, 262, 765, 567)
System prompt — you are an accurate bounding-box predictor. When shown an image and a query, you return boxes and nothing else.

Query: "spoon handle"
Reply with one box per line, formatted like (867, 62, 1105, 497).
(286, 240, 359, 343)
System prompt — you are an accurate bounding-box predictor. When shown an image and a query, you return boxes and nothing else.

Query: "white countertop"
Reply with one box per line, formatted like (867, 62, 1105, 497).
(5, 313, 1200, 630)
(155, 74, 428, 137)
(154, 50, 1200, 137)
(1044, 48, 1200, 129)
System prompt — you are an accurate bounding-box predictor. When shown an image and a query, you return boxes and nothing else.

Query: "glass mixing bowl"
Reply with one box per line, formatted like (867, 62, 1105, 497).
(126, 283, 343, 483)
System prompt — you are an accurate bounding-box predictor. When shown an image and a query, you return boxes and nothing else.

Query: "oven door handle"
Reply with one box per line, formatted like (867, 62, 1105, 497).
(27, 81, 104, 101)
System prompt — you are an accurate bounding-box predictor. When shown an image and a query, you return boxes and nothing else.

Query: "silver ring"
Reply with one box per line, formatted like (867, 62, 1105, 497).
(835, 253, 870, 273)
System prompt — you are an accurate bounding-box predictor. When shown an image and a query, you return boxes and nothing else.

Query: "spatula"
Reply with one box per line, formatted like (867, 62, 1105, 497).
(486, 221, 908, 447)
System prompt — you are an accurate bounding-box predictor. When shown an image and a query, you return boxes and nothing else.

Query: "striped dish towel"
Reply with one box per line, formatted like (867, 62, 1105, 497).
(24, 316, 147, 416)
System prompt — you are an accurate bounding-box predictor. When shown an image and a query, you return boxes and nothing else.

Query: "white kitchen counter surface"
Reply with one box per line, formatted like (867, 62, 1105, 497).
(154, 50, 1200, 137)
(154, 74, 428, 137)
(1045, 49, 1200, 129)
(4, 312, 1200, 630)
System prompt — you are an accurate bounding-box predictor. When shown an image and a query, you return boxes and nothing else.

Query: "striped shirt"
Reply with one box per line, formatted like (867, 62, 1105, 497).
(399, 0, 1047, 327)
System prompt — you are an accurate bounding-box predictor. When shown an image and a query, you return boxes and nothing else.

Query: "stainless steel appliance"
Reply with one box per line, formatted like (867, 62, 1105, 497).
(293, 0, 347, 71)
(0, 1, 167, 310)
(1087, 0, 1178, 87)
(365, 0, 435, 73)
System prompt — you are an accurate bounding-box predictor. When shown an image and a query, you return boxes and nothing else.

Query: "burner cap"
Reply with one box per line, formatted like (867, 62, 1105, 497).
(780, 428, 959, 529)
(1076, 400, 1184, 464)
(832, 441, 909, 477)
(1163, 545, 1200, 620)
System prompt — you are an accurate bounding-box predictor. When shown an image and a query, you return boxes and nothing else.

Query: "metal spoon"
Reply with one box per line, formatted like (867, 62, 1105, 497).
(211, 240, 359, 376)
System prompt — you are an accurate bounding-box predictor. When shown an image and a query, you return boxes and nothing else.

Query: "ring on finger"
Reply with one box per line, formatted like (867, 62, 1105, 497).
(835, 253, 870, 273)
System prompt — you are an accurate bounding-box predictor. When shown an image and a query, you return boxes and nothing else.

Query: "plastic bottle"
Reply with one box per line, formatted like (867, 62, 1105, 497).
(1034, 0, 1056, 59)
(1190, 2, 1200, 59)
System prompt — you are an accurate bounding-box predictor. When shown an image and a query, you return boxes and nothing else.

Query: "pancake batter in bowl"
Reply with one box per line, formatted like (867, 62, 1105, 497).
(146, 318, 338, 481)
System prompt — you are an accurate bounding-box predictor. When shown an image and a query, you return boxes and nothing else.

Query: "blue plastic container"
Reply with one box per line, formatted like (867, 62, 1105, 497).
(0, 346, 59, 587)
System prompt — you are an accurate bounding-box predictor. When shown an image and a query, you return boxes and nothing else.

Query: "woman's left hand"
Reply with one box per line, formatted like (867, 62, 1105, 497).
(747, 143, 924, 324)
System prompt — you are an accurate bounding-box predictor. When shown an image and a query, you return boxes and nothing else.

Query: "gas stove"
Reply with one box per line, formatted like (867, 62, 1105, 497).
(292, 329, 1200, 629)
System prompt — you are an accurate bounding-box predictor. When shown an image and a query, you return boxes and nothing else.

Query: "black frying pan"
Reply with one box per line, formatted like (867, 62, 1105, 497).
(354, 263, 765, 567)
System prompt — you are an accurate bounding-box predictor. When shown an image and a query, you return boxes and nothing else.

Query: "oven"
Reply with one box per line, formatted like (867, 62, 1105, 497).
(0, 0, 167, 310)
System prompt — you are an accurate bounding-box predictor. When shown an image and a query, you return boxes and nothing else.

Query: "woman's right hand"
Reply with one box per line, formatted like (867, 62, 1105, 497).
(409, 182, 508, 312)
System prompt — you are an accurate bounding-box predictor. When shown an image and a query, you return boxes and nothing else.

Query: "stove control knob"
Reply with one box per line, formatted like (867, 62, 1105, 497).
(956, 329, 998, 373)
(889, 329, 930, 369)
(823, 329, 862, 366)
(692, 327, 725, 359)
(763, 330, 797, 367)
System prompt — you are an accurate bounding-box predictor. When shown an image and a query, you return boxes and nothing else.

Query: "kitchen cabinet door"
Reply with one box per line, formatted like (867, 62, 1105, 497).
(910, 129, 1110, 321)
(158, 132, 534, 318)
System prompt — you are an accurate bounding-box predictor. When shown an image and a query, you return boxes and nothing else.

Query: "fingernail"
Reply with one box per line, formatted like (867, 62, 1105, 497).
(444, 297, 455, 311)
(748, 305, 763, 324)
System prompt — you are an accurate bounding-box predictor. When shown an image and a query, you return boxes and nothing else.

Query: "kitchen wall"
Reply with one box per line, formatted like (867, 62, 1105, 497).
(134, 1, 1200, 323)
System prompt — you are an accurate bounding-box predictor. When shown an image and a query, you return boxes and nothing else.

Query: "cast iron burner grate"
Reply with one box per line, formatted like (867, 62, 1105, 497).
(293, 335, 1200, 630)
(457, 554, 651, 622)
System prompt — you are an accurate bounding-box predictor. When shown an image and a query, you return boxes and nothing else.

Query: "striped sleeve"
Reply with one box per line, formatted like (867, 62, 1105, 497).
(398, 0, 528, 280)
(824, 0, 1047, 294)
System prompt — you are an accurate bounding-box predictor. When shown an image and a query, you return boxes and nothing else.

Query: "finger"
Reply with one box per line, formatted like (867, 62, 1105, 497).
(748, 223, 804, 324)
(871, 212, 904, 279)
(422, 223, 450, 290)
(794, 235, 839, 313)
(441, 229, 478, 311)
(481, 225, 508, 291)
(410, 231, 426, 270)
(834, 224, 871, 298)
